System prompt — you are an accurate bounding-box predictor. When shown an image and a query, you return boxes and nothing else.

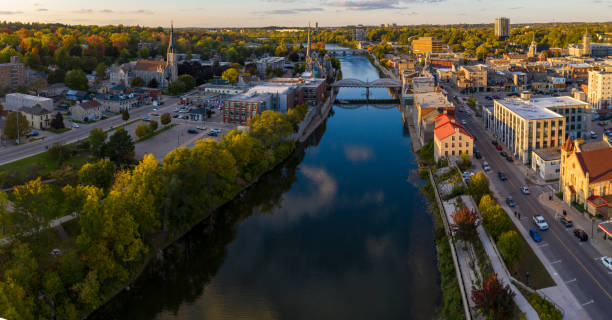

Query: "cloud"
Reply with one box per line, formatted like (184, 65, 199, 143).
(324, 0, 443, 11)
(344, 145, 375, 162)
(73, 9, 153, 15)
(508, 6, 523, 10)
(0, 11, 23, 15)
(254, 8, 325, 15)
(36, 8, 48, 12)
(73, 9, 93, 13)
(129, 9, 154, 15)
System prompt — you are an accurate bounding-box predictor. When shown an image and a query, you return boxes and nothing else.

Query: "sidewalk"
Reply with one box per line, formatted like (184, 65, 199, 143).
(461, 195, 539, 320)
(488, 180, 589, 320)
(538, 193, 612, 258)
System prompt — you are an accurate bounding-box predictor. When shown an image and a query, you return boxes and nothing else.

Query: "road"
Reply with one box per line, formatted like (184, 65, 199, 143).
(448, 87, 612, 319)
(0, 96, 181, 165)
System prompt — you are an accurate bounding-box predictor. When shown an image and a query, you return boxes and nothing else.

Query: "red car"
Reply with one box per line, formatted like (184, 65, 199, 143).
(496, 145, 502, 151)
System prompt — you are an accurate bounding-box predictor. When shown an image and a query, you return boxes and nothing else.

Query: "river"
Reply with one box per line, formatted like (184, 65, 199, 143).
(92, 51, 441, 320)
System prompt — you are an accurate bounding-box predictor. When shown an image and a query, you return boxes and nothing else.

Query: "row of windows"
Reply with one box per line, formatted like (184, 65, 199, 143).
(444, 150, 470, 156)
(444, 142, 470, 148)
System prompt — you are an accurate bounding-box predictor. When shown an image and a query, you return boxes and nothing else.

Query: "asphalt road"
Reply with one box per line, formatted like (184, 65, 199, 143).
(0, 96, 181, 166)
(449, 89, 612, 319)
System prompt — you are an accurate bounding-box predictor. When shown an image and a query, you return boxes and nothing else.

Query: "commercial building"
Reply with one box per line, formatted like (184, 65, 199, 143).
(560, 137, 612, 217)
(412, 37, 445, 54)
(94, 94, 138, 113)
(255, 57, 285, 77)
(456, 65, 487, 92)
(531, 148, 561, 181)
(19, 106, 52, 130)
(223, 92, 271, 125)
(587, 70, 612, 110)
(268, 77, 326, 107)
(494, 17, 510, 39)
(493, 94, 592, 163)
(197, 84, 248, 95)
(246, 84, 299, 113)
(0, 56, 26, 89)
(415, 91, 455, 144)
(433, 114, 474, 162)
(5, 93, 54, 111)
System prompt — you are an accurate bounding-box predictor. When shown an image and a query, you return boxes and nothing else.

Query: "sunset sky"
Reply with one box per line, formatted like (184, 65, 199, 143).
(1, 0, 611, 27)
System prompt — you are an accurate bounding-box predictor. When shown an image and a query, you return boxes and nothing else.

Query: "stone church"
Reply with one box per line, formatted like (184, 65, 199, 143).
(110, 23, 178, 88)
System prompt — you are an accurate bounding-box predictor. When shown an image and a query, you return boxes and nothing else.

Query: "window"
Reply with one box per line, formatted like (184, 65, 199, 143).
(445, 151, 448, 156)
(459, 143, 462, 147)
(452, 136, 455, 141)
(459, 136, 462, 140)
(445, 143, 448, 148)
(452, 143, 455, 148)
(452, 151, 455, 156)
(466, 142, 470, 148)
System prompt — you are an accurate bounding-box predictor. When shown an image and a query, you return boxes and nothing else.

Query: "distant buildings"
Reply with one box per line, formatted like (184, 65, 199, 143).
(433, 114, 474, 162)
(223, 92, 271, 125)
(353, 26, 367, 42)
(456, 65, 487, 92)
(19, 106, 52, 130)
(255, 57, 285, 77)
(0, 56, 26, 90)
(412, 37, 445, 54)
(5, 93, 54, 111)
(70, 100, 104, 122)
(587, 69, 612, 110)
(494, 17, 510, 39)
(568, 30, 612, 57)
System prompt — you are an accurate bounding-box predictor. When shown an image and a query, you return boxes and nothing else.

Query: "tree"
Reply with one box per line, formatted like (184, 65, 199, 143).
(497, 231, 522, 266)
(105, 127, 135, 165)
(221, 129, 265, 181)
(121, 109, 130, 122)
(178, 74, 196, 91)
(42, 271, 65, 301)
(481, 204, 513, 241)
(249, 110, 293, 149)
(147, 78, 159, 88)
(160, 112, 171, 125)
(49, 112, 65, 130)
(3, 111, 31, 140)
(78, 159, 116, 190)
(168, 80, 186, 95)
(459, 153, 471, 170)
(130, 77, 145, 87)
(221, 68, 239, 84)
(94, 63, 106, 81)
(149, 120, 158, 132)
(48, 142, 71, 165)
(135, 123, 148, 138)
(74, 271, 102, 310)
(88, 127, 107, 158)
(468, 172, 490, 204)
(450, 207, 480, 243)
(12, 178, 58, 233)
(65, 69, 88, 91)
(472, 273, 515, 320)
(29, 76, 47, 95)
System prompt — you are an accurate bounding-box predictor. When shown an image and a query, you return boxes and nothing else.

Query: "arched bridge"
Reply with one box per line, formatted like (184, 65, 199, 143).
(332, 78, 402, 89)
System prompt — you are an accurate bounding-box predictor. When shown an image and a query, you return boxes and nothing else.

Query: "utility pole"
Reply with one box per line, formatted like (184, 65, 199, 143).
(16, 111, 20, 145)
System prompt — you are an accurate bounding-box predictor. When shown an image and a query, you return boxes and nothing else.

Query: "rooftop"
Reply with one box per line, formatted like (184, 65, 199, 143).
(496, 96, 587, 120)
(227, 92, 271, 103)
(533, 148, 561, 161)
(19, 106, 51, 115)
(6, 93, 52, 102)
(415, 91, 453, 109)
(434, 121, 473, 141)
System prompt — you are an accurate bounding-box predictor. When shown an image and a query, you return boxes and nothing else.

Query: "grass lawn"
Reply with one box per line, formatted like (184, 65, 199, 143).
(507, 222, 555, 290)
(48, 127, 72, 134)
(0, 151, 90, 176)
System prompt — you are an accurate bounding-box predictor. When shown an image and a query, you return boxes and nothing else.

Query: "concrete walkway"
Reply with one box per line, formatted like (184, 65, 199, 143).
(461, 195, 540, 320)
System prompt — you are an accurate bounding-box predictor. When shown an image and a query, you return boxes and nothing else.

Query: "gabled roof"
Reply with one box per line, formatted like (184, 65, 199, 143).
(575, 148, 612, 184)
(561, 137, 574, 152)
(77, 100, 101, 110)
(434, 122, 473, 141)
(134, 60, 166, 72)
(434, 114, 455, 128)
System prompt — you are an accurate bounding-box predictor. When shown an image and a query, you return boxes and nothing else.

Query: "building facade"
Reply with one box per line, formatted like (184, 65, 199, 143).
(433, 114, 474, 162)
(587, 70, 612, 110)
(353, 27, 367, 42)
(531, 149, 561, 181)
(19, 106, 52, 130)
(494, 17, 510, 39)
(5, 93, 54, 111)
(223, 93, 271, 125)
(456, 65, 487, 92)
(70, 100, 104, 121)
(0, 56, 26, 90)
(412, 37, 444, 54)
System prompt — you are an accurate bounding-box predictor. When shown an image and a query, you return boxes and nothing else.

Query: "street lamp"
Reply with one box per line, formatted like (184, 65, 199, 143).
(591, 218, 595, 239)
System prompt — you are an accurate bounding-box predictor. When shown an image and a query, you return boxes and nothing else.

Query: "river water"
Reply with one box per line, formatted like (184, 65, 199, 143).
(92, 52, 441, 320)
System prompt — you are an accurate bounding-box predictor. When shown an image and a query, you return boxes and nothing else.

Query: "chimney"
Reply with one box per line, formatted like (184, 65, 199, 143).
(520, 91, 531, 100)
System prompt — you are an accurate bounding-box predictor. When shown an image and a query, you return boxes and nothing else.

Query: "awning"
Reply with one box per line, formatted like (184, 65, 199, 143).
(599, 221, 612, 238)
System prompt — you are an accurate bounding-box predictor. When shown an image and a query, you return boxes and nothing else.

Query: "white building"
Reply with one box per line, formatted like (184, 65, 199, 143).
(353, 27, 367, 42)
(5, 93, 54, 111)
(247, 84, 297, 113)
(256, 57, 285, 77)
(588, 69, 612, 110)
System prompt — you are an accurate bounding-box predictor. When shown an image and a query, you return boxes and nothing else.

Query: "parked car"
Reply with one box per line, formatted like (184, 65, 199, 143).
(461, 120, 467, 125)
(152, 108, 158, 111)
(506, 197, 516, 207)
(483, 161, 491, 172)
(71, 123, 79, 128)
(533, 215, 549, 230)
(142, 117, 151, 122)
(560, 216, 573, 228)
(601, 256, 612, 271)
(529, 229, 542, 243)
(520, 186, 530, 194)
(506, 155, 513, 162)
(27, 131, 39, 137)
(187, 128, 198, 134)
(474, 151, 482, 159)
(500, 151, 508, 158)
(496, 144, 502, 151)
(196, 126, 207, 131)
(207, 131, 218, 137)
(492, 140, 498, 146)
(498, 171, 507, 181)
(574, 229, 588, 241)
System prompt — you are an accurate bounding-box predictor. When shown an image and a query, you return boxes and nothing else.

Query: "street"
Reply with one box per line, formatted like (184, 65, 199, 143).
(448, 86, 612, 319)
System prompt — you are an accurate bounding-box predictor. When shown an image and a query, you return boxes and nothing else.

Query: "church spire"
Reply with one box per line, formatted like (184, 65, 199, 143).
(168, 21, 175, 54)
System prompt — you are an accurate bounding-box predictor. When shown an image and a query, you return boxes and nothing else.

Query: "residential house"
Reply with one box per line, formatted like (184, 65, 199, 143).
(70, 100, 104, 121)
(433, 114, 474, 162)
(19, 106, 52, 130)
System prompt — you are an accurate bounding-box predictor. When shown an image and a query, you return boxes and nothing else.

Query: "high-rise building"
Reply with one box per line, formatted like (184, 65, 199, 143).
(0, 56, 26, 90)
(495, 17, 510, 39)
(412, 37, 445, 54)
(588, 69, 612, 110)
(353, 26, 367, 42)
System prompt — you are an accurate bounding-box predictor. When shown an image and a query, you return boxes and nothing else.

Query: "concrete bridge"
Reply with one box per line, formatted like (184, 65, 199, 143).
(332, 78, 402, 99)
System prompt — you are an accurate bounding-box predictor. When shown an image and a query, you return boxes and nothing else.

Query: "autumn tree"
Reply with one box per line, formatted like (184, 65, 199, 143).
(12, 178, 58, 232)
(479, 195, 513, 241)
(471, 273, 515, 320)
(135, 123, 148, 138)
(468, 172, 490, 204)
(497, 231, 522, 266)
(149, 120, 158, 132)
(450, 207, 480, 243)
(221, 68, 239, 84)
(160, 112, 171, 125)
(221, 129, 266, 182)
(78, 159, 116, 191)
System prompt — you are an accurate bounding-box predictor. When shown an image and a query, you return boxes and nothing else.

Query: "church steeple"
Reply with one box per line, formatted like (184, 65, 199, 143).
(168, 21, 176, 55)
(166, 21, 178, 85)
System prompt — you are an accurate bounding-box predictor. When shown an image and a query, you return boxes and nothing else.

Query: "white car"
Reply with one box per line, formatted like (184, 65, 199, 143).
(520, 186, 530, 194)
(601, 256, 612, 271)
(461, 120, 467, 125)
(71, 123, 79, 128)
(533, 215, 549, 231)
(483, 161, 491, 172)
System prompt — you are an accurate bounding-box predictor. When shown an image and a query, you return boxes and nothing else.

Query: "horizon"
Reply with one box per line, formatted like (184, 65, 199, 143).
(2, 0, 612, 28)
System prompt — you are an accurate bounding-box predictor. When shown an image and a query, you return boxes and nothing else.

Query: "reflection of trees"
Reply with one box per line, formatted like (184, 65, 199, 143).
(90, 139, 312, 319)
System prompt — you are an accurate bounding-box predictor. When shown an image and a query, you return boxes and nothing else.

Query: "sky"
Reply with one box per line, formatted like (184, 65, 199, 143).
(0, 0, 611, 28)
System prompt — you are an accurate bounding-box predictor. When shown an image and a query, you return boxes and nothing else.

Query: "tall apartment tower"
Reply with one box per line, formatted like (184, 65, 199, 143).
(587, 69, 612, 109)
(0, 56, 26, 89)
(582, 28, 592, 56)
(494, 17, 510, 39)
(353, 26, 367, 42)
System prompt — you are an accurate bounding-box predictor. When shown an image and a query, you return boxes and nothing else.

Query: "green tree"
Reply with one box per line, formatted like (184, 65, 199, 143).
(482, 205, 513, 241)
(249, 110, 293, 149)
(121, 109, 129, 122)
(497, 230, 522, 266)
(74, 271, 102, 310)
(88, 127, 107, 158)
(221, 129, 266, 181)
(4, 242, 38, 290)
(3, 111, 31, 140)
(42, 271, 64, 301)
(160, 112, 171, 125)
(130, 77, 145, 87)
(94, 63, 106, 81)
(178, 74, 196, 91)
(29, 76, 47, 95)
(65, 69, 88, 91)
(168, 80, 186, 95)
(468, 172, 490, 204)
(149, 120, 158, 132)
(48, 142, 71, 165)
(221, 68, 239, 84)
(49, 112, 65, 130)
(135, 123, 148, 138)
(0, 279, 36, 320)
(105, 127, 135, 165)
(148, 78, 159, 88)
(78, 159, 116, 190)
